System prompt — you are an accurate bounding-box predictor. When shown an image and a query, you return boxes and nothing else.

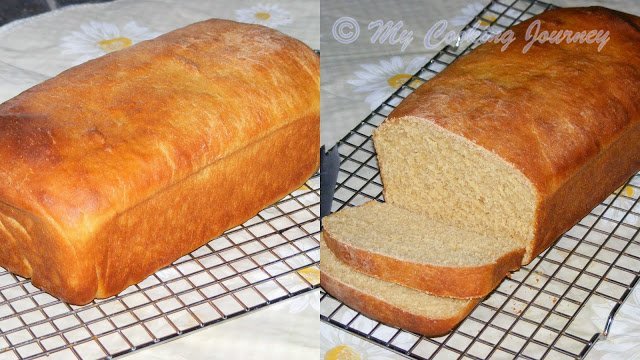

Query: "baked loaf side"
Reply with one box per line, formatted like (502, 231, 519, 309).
(0, 19, 319, 304)
(374, 7, 640, 263)
(322, 201, 524, 298)
(320, 239, 479, 336)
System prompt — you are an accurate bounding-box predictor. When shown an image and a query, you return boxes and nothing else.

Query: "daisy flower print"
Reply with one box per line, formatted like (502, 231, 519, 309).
(321, 322, 401, 360)
(61, 21, 160, 65)
(348, 56, 426, 110)
(450, 2, 487, 26)
(235, 4, 293, 28)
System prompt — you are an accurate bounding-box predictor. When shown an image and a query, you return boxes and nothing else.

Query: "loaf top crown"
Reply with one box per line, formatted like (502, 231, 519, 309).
(389, 7, 640, 193)
(0, 19, 319, 233)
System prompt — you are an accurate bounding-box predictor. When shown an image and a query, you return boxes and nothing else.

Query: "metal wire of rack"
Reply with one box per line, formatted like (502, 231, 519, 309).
(320, 0, 640, 358)
(0, 174, 320, 359)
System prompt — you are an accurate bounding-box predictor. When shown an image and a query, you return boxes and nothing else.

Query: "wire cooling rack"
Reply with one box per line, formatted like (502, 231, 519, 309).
(0, 174, 319, 359)
(320, 0, 640, 358)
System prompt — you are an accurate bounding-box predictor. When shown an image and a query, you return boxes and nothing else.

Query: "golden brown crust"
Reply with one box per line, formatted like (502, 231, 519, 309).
(323, 228, 523, 298)
(531, 118, 640, 262)
(320, 266, 480, 337)
(91, 115, 318, 299)
(385, 7, 640, 263)
(0, 19, 319, 304)
(0, 202, 97, 302)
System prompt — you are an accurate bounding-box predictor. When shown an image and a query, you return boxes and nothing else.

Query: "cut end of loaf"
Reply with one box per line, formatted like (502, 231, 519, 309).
(322, 201, 525, 298)
(320, 239, 478, 336)
(373, 116, 538, 262)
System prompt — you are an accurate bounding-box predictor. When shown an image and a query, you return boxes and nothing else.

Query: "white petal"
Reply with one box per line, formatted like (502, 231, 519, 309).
(390, 56, 404, 71)
(379, 59, 393, 72)
(352, 70, 379, 81)
(405, 56, 427, 74)
(346, 78, 369, 87)
(123, 21, 154, 39)
(359, 63, 387, 77)
(101, 22, 121, 39)
(356, 82, 390, 93)
(365, 89, 392, 110)
(80, 22, 104, 41)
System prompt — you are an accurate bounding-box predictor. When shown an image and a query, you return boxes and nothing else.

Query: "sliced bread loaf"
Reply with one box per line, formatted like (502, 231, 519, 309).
(373, 7, 640, 264)
(320, 239, 479, 336)
(322, 201, 524, 298)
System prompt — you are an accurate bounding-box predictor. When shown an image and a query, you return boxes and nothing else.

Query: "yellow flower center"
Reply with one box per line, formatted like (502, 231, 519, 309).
(387, 73, 412, 88)
(624, 185, 635, 197)
(325, 345, 361, 360)
(297, 266, 320, 285)
(478, 15, 497, 27)
(616, 185, 636, 197)
(297, 184, 311, 192)
(255, 12, 271, 20)
(98, 37, 133, 53)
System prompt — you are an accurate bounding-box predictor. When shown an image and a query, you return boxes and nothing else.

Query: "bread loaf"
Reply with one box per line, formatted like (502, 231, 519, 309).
(374, 7, 640, 264)
(0, 19, 319, 304)
(320, 239, 479, 336)
(322, 201, 524, 298)
(321, 6, 640, 337)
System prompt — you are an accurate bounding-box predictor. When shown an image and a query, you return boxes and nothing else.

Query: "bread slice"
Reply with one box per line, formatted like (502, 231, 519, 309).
(373, 7, 640, 265)
(322, 201, 524, 298)
(320, 239, 479, 336)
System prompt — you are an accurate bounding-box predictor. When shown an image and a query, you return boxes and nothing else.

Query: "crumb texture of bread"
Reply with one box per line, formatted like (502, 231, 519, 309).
(322, 201, 524, 297)
(375, 7, 640, 263)
(0, 19, 319, 304)
(320, 239, 479, 336)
